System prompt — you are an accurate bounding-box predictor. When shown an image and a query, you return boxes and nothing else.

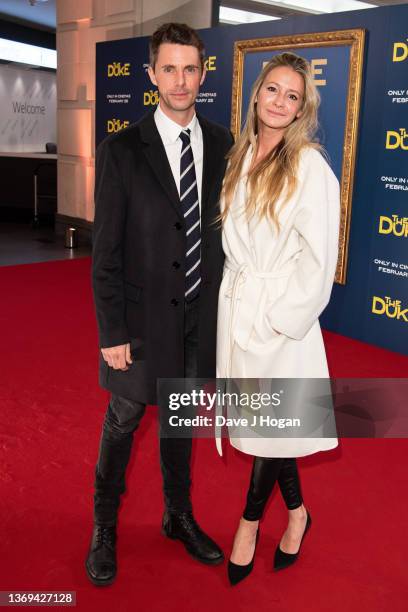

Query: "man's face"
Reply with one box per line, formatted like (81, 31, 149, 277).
(148, 43, 206, 118)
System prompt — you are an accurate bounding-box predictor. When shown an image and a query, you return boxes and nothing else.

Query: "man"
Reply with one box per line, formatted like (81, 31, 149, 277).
(86, 23, 233, 586)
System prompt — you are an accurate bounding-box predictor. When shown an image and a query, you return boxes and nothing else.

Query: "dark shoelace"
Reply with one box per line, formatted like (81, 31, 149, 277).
(95, 526, 116, 549)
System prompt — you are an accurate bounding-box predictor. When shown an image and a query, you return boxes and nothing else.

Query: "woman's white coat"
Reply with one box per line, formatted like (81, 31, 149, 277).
(216, 146, 340, 457)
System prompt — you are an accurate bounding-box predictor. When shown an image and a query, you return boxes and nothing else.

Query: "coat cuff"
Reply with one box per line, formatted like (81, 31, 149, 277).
(266, 312, 311, 341)
(99, 326, 130, 349)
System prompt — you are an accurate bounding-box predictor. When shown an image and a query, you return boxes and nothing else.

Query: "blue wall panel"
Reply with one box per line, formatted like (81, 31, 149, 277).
(95, 5, 408, 356)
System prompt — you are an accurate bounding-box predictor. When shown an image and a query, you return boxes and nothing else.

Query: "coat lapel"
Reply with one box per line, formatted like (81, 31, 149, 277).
(230, 146, 252, 255)
(139, 111, 225, 220)
(197, 113, 218, 212)
(139, 112, 183, 219)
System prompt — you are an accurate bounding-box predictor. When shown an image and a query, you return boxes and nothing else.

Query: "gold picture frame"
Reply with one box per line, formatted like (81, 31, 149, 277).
(231, 29, 366, 285)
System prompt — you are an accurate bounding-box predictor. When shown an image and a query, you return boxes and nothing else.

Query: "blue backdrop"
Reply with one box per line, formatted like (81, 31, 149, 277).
(95, 4, 408, 356)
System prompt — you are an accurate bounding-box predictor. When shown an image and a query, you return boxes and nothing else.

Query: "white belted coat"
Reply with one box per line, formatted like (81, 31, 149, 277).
(216, 146, 340, 458)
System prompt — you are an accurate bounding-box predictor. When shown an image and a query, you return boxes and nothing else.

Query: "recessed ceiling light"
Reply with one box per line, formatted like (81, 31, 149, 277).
(0, 38, 56, 69)
(220, 7, 281, 24)
(255, 1, 375, 13)
(28, 0, 50, 6)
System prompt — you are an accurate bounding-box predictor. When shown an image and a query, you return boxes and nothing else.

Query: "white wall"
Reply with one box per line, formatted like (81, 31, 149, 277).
(0, 64, 56, 152)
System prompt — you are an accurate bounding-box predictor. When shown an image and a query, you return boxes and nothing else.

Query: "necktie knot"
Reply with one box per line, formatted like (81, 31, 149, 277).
(179, 129, 191, 146)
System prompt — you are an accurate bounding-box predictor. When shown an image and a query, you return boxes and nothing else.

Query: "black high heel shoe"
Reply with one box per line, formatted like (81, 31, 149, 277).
(273, 511, 312, 571)
(228, 527, 260, 586)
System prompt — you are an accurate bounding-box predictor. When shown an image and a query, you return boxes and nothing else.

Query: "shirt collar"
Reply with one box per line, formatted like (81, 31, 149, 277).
(155, 104, 199, 145)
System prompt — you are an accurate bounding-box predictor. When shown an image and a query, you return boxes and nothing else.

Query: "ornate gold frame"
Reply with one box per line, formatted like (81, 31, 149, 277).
(231, 29, 366, 284)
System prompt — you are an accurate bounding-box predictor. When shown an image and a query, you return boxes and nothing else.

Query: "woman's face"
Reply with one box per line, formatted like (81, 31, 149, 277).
(256, 65, 304, 133)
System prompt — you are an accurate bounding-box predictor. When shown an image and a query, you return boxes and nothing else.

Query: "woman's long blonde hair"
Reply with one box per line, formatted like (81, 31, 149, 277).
(221, 52, 321, 227)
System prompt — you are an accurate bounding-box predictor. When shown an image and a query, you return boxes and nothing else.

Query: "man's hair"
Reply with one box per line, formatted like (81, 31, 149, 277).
(149, 22, 205, 69)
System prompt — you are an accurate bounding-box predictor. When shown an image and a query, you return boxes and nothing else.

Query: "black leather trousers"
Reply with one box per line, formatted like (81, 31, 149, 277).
(243, 457, 303, 521)
(93, 297, 198, 526)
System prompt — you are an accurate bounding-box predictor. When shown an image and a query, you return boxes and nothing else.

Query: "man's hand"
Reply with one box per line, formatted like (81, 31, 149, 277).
(101, 343, 133, 371)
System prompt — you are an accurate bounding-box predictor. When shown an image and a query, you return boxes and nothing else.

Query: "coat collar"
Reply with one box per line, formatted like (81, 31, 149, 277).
(197, 113, 219, 213)
(154, 104, 200, 145)
(139, 111, 181, 217)
(139, 110, 220, 219)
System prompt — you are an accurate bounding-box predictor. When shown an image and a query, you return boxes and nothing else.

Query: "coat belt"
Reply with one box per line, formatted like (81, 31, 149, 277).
(216, 259, 294, 455)
(224, 260, 294, 377)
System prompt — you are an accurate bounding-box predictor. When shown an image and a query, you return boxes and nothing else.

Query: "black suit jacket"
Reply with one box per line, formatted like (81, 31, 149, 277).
(92, 110, 233, 404)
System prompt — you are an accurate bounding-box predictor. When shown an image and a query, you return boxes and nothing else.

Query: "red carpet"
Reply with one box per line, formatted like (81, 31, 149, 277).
(0, 258, 407, 611)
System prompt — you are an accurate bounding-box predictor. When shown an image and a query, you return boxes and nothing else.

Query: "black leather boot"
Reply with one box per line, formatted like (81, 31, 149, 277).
(162, 511, 224, 565)
(85, 524, 117, 586)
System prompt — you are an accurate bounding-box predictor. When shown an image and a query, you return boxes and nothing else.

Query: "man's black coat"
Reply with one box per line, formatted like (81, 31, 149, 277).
(92, 111, 233, 404)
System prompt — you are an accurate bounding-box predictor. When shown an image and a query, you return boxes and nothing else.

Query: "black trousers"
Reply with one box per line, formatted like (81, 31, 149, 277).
(94, 298, 199, 525)
(242, 457, 303, 521)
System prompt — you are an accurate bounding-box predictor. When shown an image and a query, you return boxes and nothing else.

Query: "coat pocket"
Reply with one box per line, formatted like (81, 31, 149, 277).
(252, 310, 281, 345)
(124, 282, 142, 303)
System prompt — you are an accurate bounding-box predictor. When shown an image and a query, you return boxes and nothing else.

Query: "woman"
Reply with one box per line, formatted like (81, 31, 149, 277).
(216, 52, 340, 585)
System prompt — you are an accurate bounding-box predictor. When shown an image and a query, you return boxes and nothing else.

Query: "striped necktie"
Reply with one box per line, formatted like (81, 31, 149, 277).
(179, 128, 201, 302)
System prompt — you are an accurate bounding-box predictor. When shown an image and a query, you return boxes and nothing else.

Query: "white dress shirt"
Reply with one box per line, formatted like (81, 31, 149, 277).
(154, 104, 203, 211)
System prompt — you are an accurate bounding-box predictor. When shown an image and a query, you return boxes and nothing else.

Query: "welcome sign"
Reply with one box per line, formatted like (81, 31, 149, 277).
(0, 64, 56, 152)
